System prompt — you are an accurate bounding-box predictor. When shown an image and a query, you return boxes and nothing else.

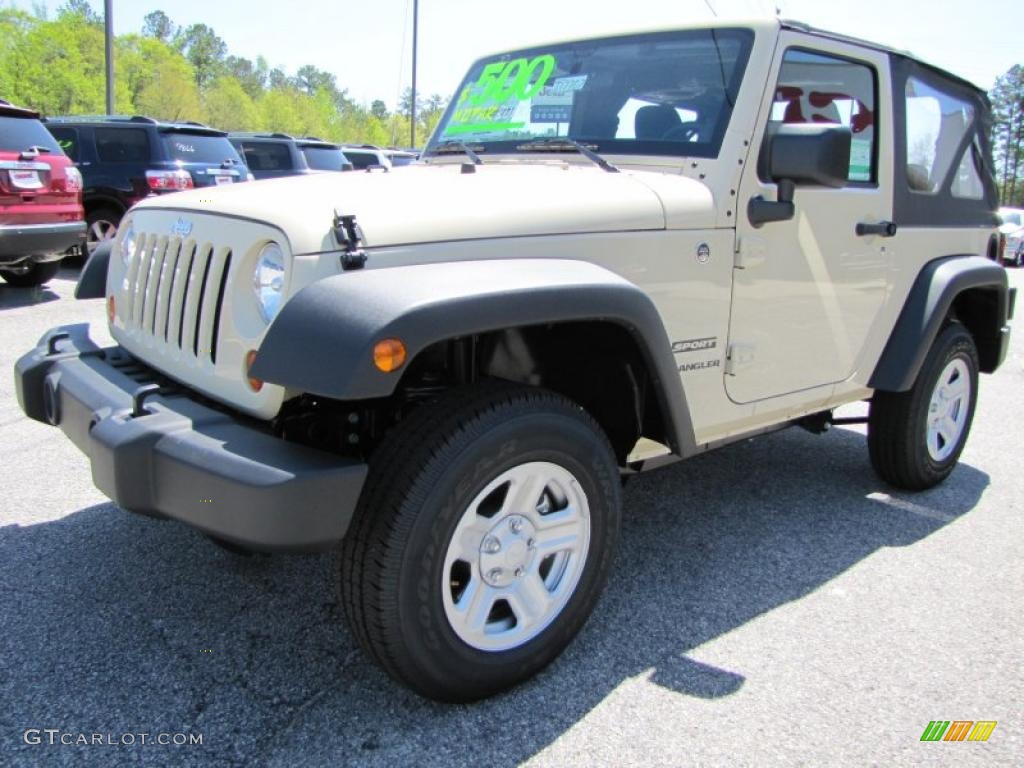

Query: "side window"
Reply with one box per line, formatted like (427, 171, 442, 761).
(95, 128, 150, 163)
(905, 77, 982, 198)
(768, 49, 877, 182)
(48, 127, 80, 161)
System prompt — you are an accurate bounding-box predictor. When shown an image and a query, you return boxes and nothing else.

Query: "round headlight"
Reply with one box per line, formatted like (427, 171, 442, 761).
(118, 223, 136, 266)
(253, 242, 286, 322)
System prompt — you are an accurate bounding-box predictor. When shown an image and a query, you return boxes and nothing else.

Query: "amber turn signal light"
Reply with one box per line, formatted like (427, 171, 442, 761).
(106, 295, 115, 323)
(245, 350, 263, 392)
(373, 338, 407, 373)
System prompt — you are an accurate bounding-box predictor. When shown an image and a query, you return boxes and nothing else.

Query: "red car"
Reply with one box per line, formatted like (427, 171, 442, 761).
(0, 99, 85, 287)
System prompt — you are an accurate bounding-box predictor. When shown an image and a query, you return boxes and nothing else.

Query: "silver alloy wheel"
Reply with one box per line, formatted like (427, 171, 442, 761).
(926, 358, 971, 462)
(87, 219, 117, 255)
(441, 461, 591, 652)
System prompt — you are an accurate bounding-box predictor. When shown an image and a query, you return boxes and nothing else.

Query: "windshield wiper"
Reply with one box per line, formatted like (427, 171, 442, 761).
(428, 140, 484, 165)
(515, 138, 619, 173)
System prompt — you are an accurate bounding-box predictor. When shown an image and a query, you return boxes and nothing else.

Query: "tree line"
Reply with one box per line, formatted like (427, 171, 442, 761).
(0, 2, 447, 148)
(992, 66, 1024, 207)
(3, 1, 1023, 200)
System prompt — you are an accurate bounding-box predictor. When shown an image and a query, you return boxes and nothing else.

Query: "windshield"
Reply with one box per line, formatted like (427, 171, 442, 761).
(301, 145, 349, 171)
(1000, 211, 1022, 227)
(0, 116, 63, 153)
(431, 28, 753, 159)
(162, 132, 244, 165)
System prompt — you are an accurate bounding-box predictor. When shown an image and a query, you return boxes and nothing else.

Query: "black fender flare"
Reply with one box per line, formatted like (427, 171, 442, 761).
(251, 258, 697, 455)
(74, 240, 111, 299)
(869, 255, 1010, 391)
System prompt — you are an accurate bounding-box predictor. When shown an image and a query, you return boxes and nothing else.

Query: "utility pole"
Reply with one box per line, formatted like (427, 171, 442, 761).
(104, 0, 114, 114)
(411, 0, 418, 148)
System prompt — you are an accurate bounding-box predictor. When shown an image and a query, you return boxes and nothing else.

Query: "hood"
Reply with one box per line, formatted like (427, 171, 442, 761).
(133, 162, 716, 255)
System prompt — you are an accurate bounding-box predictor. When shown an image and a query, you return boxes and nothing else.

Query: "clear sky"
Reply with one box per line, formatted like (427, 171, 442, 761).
(10, 0, 1022, 108)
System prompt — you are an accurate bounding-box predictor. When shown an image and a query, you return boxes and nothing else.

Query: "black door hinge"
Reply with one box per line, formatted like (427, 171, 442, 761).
(333, 210, 368, 270)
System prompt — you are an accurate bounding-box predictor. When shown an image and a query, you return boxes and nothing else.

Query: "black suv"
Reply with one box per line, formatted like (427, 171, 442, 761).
(45, 116, 249, 255)
(229, 133, 353, 180)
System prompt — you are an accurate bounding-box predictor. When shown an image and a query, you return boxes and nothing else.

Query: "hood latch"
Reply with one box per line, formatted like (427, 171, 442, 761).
(333, 210, 367, 271)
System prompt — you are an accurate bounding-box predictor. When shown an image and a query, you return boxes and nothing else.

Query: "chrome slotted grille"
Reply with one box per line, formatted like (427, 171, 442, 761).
(123, 231, 232, 366)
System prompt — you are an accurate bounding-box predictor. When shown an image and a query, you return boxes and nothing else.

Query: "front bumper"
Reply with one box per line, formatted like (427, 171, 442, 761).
(0, 221, 86, 261)
(15, 325, 367, 551)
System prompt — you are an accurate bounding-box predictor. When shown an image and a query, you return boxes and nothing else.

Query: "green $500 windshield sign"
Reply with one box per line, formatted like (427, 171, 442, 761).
(445, 54, 556, 136)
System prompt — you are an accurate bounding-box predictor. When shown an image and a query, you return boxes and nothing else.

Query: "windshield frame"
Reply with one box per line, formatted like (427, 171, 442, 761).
(427, 27, 755, 161)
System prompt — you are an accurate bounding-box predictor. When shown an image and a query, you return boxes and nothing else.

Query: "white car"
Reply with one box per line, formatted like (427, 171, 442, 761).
(998, 206, 1024, 266)
(341, 145, 418, 170)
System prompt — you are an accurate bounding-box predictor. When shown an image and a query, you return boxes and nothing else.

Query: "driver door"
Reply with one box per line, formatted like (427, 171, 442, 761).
(726, 36, 894, 404)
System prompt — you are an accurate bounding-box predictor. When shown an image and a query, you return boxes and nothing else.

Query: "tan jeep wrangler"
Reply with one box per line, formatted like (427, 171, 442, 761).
(16, 18, 1014, 701)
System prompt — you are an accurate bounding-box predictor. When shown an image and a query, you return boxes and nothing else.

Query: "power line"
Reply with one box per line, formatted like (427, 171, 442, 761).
(391, 0, 411, 147)
(411, 0, 418, 148)
(104, 0, 114, 113)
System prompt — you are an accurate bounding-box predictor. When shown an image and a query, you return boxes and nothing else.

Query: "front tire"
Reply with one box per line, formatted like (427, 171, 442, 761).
(868, 323, 978, 490)
(0, 260, 60, 287)
(340, 385, 621, 701)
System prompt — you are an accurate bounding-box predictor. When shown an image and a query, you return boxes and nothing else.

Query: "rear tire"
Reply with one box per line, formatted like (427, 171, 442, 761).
(339, 384, 621, 702)
(0, 260, 60, 287)
(868, 323, 978, 490)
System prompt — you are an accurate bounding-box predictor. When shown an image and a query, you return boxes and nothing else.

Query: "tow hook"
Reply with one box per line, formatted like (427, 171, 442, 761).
(46, 331, 71, 356)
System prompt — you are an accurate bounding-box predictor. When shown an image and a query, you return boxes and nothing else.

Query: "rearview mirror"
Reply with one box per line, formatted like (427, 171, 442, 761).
(749, 124, 853, 226)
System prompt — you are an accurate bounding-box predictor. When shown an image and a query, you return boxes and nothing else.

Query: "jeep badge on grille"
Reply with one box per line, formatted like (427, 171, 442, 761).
(171, 217, 193, 237)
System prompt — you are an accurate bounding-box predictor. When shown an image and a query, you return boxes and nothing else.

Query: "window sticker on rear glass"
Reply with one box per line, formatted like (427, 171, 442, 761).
(174, 141, 196, 154)
(444, 54, 556, 136)
(850, 138, 872, 182)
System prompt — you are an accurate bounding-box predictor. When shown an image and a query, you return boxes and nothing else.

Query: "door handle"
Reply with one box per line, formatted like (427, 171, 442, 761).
(856, 220, 897, 237)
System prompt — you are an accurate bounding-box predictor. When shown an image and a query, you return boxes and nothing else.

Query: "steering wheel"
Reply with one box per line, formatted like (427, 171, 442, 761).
(663, 123, 699, 143)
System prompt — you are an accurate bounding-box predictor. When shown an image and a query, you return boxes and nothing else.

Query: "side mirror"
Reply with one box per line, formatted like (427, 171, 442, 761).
(748, 124, 852, 227)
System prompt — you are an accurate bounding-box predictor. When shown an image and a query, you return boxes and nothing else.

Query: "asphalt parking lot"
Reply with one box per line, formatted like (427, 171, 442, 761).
(1, 264, 1021, 767)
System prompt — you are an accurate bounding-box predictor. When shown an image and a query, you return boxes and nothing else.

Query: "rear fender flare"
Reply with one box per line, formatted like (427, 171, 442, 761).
(869, 255, 1010, 391)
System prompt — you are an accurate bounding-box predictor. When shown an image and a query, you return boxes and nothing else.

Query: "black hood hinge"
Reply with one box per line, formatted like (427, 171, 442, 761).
(333, 210, 368, 270)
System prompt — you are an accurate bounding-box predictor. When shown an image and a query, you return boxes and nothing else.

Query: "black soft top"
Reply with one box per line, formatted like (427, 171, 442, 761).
(780, 20, 989, 98)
